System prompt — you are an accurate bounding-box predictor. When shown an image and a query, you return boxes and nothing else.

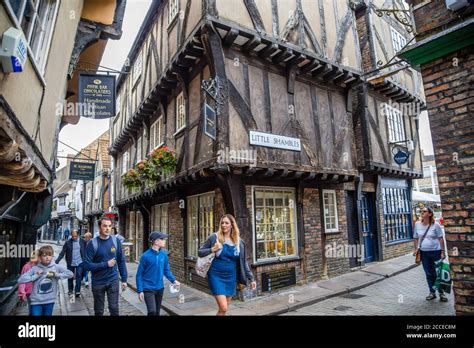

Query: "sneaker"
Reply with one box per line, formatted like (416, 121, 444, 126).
(75, 293, 81, 298)
(439, 293, 448, 302)
(85, 282, 89, 288)
(426, 292, 436, 300)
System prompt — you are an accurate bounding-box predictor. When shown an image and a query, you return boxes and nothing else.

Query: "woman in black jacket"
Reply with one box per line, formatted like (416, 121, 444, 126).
(198, 214, 256, 316)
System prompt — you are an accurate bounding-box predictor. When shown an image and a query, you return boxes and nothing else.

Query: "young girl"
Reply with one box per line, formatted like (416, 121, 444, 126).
(18, 245, 74, 316)
(18, 251, 38, 315)
(136, 231, 180, 316)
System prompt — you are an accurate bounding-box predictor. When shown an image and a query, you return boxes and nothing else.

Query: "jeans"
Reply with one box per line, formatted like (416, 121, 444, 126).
(31, 303, 55, 316)
(421, 250, 443, 293)
(67, 264, 84, 294)
(144, 289, 164, 316)
(83, 271, 89, 283)
(91, 280, 120, 316)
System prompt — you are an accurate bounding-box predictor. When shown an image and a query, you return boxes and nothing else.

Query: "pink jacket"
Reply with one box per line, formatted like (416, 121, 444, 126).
(18, 262, 35, 298)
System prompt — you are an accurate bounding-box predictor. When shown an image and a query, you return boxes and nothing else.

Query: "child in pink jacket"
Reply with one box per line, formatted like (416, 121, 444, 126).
(18, 251, 38, 314)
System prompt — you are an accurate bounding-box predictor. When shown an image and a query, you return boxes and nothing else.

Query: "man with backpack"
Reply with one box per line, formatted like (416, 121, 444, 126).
(83, 217, 128, 316)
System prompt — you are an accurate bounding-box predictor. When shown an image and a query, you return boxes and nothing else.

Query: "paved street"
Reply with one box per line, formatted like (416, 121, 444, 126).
(282, 266, 455, 316)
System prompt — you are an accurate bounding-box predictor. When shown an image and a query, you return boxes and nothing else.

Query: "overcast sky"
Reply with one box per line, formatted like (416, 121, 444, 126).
(57, 0, 151, 169)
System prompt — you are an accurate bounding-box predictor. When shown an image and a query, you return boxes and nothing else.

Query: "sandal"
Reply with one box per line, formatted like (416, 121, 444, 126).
(426, 292, 436, 300)
(439, 293, 448, 302)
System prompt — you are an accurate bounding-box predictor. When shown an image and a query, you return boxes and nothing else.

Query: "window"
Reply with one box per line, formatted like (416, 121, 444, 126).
(383, 185, 412, 243)
(5, 0, 59, 73)
(323, 190, 339, 232)
(136, 136, 143, 163)
(175, 92, 186, 133)
(150, 117, 165, 149)
(152, 204, 169, 233)
(121, 150, 129, 175)
(168, 0, 179, 25)
(132, 53, 142, 86)
(58, 196, 66, 207)
(390, 27, 407, 53)
(384, 103, 405, 143)
(95, 182, 100, 200)
(254, 188, 297, 261)
(187, 192, 214, 258)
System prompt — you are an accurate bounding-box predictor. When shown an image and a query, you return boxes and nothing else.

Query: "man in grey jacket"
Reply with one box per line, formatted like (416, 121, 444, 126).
(18, 245, 73, 316)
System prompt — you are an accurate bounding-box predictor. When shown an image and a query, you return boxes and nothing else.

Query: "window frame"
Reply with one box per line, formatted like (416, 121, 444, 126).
(390, 27, 407, 53)
(252, 186, 299, 263)
(168, 0, 180, 28)
(150, 116, 165, 150)
(186, 192, 215, 258)
(382, 185, 413, 244)
(384, 103, 406, 144)
(121, 150, 129, 175)
(174, 92, 186, 135)
(322, 189, 339, 233)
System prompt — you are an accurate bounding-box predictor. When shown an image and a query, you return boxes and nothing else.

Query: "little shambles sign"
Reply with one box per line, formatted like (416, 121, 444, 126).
(249, 130, 301, 151)
(69, 162, 95, 181)
(78, 74, 116, 119)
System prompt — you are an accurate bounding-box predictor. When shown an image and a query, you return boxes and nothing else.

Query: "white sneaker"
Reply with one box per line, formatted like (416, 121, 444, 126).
(85, 282, 89, 287)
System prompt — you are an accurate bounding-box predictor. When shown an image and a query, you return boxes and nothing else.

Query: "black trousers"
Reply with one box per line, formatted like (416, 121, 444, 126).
(144, 289, 164, 316)
(91, 280, 120, 316)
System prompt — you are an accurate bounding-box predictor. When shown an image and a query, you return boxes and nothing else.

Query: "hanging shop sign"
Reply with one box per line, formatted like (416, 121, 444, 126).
(203, 103, 216, 140)
(69, 162, 95, 181)
(261, 267, 296, 292)
(249, 130, 301, 152)
(394, 148, 410, 165)
(78, 74, 116, 119)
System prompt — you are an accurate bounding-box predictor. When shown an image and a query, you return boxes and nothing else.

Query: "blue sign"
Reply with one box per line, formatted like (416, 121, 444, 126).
(394, 149, 410, 165)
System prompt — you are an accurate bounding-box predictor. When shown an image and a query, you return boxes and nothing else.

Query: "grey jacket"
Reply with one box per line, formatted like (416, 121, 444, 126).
(18, 262, 73, 305)
(198, 234, 254, 286)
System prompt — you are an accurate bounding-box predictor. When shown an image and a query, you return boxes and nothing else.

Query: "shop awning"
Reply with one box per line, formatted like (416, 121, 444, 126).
(412, 191, 441, 203)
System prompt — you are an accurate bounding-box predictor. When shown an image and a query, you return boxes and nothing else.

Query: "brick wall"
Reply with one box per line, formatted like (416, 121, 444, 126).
(168, 200, 185, 281)
(419, 47, 474, 314)
(303, 188, 323, 282)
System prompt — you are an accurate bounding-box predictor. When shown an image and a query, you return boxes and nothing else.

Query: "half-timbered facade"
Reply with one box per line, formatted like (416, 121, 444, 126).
(109, 0, 423, 295)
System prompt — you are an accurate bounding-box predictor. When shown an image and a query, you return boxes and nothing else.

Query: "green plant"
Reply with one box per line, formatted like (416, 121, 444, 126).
(150, 146, 177, 176)
(122, 169, 142, 189)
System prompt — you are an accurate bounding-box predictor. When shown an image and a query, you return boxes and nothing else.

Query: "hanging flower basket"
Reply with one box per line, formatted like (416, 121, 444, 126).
(122, 169, 142, 190)
(149, 146, 177, 178)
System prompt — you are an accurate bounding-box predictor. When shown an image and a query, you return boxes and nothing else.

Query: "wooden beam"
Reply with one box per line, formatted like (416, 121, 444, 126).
(258, 43, 278, 59)
(243, 0, 266, 33)
(223, 28, 239, 47)
(272, 48, 293, 64)
(241, 35, 261, 53)
(300, 60, 320, 74)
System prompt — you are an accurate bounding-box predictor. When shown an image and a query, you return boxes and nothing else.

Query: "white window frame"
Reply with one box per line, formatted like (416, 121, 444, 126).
(168, 0, 180, 26)
(175, 92, 186, 134)
(87, 188, 92, 204)
(121, 150, 129, 175)
(323, 190, 339, 233)
(152, 203, 169, 233)
(132, 52, 142, 86)
(94, 182, 100, 200)
(252, 186, 299, 263)
(384, 103, 406, 143)
(150, 116, 165, 150)
(136, 136, 143, 163)
(390, 27, 407, 53)
(4, 0, 60, 75)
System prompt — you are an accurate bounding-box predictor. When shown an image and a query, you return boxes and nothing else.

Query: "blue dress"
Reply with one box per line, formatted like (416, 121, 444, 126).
(207, 242, 239, 296)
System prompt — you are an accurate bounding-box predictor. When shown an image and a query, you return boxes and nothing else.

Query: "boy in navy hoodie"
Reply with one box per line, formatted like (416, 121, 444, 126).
(136, 231, 180, 316)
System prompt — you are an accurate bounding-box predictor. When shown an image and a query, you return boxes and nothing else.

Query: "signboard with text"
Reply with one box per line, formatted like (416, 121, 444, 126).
(78, 74, 116, 119)
(69, 162, 95, 181)
(249, 130, 301, 152)
(261, 267, 296, 292)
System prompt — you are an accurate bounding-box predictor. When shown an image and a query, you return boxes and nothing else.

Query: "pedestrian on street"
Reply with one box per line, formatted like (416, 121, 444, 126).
(413, 205, 448, 302)
(18, 250, 38, 315)
(18, 245, 73, 316)
(82, 232, 93, 287)
(55, 230, 87, 297)
(198, 214, 256, 316)
(56, 226, 62, 245)
(136, 231, 180, 316)
(83, 217, 128, 316)
(63, 228, 70, 241)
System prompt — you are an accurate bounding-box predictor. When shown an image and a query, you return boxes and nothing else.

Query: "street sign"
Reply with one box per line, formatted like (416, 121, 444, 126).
(249, 130, 301, 151)
(69, 162, 95, 181)
(78, 74, 116, 119)
(394, 149, 410, 165)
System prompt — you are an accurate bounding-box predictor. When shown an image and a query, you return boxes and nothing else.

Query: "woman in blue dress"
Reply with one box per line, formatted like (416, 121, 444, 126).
(198, 214, 256, 316)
